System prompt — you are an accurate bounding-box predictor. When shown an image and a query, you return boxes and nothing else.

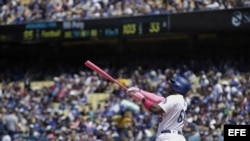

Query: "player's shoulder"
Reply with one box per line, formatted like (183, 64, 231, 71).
(166, 94, 184, 102)
(167, 94, 183, 98)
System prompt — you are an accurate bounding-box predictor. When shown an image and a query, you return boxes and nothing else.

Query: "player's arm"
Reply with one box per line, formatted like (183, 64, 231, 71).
(127, 88, 164, 114)
(140, 90, 165, 104)
(141, 98, 164, 114)
(127, 87, 164, 104)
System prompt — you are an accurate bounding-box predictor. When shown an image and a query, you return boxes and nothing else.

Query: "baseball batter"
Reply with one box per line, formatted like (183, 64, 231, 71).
(127, 76, 191, 141)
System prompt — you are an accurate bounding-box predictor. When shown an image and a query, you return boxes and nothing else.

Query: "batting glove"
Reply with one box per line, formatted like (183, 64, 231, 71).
(129, 92, 144, 102)
(127, 87, 140, 94)
(127, 87, 144, 101)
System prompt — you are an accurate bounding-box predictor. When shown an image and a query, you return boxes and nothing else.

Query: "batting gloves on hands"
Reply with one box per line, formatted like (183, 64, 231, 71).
(127, 87, 140, 93)
(127, 87, 144, 101)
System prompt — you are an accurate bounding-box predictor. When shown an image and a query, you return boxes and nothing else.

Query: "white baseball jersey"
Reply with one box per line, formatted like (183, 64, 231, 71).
(156, 94, 187, 141)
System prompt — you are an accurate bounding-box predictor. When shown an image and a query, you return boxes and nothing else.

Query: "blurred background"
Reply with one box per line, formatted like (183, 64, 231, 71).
(0, 0, 250, 141)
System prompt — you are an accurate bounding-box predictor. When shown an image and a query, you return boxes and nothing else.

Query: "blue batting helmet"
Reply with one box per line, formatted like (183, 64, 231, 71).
(169, 76, 191, 95)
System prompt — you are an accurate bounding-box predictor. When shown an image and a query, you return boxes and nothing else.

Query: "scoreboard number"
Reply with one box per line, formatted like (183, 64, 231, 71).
(23, 30, 34, 40)
(123, 23, 137, 35)
(149, 22, 160, 33)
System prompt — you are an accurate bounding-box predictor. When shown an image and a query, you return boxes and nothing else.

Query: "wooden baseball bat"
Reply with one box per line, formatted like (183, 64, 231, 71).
(85, 60, 128, 91)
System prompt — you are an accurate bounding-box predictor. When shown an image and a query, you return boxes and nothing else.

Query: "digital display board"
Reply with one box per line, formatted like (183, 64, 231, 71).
(0, 14, 169, 43)
(0, 7, 249, 43)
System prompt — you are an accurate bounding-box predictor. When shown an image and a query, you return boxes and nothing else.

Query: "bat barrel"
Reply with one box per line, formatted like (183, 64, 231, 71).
(85, 60, 127, 91)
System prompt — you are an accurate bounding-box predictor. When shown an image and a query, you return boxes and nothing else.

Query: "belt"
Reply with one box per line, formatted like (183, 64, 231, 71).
(161, 129, 182, 135)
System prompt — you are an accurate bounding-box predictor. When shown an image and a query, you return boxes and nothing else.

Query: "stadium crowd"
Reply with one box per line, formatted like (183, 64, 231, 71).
(0, 58, 249, 141)
(1, 0, 250, 140)
(1, 0, 250, 25)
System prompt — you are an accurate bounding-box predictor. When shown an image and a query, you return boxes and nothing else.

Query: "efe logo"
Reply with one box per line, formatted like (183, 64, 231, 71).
(228, 129, 246, 136)
(224, 125, 249, 140)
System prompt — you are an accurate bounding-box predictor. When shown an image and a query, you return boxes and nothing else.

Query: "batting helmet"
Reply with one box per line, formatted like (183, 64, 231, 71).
(169, 76, 191, 95)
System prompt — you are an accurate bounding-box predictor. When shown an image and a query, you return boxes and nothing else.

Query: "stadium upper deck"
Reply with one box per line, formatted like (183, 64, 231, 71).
(0, 0, 250, 25)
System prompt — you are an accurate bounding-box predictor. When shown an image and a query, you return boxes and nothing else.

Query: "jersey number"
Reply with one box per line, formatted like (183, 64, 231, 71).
(177, 109, 185, 123)
(158, 110, 185, 123)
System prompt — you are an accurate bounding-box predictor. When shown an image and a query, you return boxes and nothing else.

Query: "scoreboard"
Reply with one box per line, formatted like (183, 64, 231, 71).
(0, 7, 249, 43)
(0, 14, 169, 43)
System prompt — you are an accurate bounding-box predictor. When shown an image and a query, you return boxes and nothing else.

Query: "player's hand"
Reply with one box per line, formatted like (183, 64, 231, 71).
(127, 87, 144, 101)
(127, 87, 140, 94)
(129, 92, 144, 101)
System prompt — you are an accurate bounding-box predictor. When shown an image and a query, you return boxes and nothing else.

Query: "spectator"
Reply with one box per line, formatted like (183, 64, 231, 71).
(2, 110, 19, 139)
(1, 131, 12, 141)
(212, 134, 219, 141)
(1, 0, 249, 25)
(1, 58, 250, 140)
